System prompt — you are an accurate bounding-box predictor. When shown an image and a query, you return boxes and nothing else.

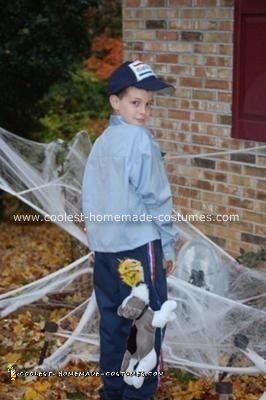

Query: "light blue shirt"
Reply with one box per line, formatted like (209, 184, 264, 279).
(82, 115, 178, 260)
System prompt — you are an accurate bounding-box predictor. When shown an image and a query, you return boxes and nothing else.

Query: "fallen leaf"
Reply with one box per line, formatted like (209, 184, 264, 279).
(5, 352, 21, 363)
(32, 380, 51, 393)
(23, 387, 40, 400)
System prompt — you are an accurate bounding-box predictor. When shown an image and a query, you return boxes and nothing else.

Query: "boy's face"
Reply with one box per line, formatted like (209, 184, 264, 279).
(110, 87, 154, 126)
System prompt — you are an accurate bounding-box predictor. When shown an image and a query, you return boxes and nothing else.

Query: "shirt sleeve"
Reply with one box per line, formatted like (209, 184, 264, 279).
(129, 129, 179, 260)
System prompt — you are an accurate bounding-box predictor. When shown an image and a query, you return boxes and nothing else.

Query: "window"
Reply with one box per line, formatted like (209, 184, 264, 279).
(232, 0, 266, 142)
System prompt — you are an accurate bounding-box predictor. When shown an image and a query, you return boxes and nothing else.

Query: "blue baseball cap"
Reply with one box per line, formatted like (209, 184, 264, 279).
(107, 60, 173, 95)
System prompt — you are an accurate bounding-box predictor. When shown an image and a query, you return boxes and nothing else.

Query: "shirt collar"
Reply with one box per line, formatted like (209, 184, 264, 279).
(109, 114, 125, 126)
(109, 115, 153, 136)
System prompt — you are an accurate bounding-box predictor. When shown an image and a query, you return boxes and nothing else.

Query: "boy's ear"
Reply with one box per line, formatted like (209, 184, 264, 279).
(109, 94, 120, 112)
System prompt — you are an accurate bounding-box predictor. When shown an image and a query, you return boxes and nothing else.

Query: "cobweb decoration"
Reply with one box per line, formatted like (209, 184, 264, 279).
(165, 257, 266, 376)
(0, 127, 91, 244)
(41, 242, 265, 377)
(0, 254, 93, 317)
(0, 127, 265, 377)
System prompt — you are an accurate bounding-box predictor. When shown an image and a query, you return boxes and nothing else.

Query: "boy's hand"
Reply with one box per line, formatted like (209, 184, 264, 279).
(163, 259, 176, 276)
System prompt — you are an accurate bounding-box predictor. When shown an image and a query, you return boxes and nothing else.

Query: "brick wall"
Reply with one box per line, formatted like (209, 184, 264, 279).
(123, 0, 266, 256)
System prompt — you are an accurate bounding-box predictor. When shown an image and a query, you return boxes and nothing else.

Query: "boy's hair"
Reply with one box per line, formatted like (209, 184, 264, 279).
(108, 60, 173, 96)
(113, 88, 129, 99)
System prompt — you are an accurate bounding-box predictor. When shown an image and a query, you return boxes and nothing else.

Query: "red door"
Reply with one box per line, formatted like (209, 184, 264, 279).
(232, 0, 266, 142)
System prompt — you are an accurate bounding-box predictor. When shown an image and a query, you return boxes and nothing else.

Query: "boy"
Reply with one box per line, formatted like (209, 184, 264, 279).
(82, 60, 178, 400)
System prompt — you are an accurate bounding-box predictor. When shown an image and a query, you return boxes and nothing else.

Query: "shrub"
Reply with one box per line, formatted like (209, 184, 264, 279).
(0, 0, 95, 136)
(37, 66, 110, 141)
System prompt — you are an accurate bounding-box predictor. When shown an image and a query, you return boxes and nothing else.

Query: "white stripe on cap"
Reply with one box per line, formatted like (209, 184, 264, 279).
(128, 60, 156, 82)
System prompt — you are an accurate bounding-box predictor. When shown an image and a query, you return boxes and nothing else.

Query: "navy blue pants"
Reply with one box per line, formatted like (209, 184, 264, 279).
(94, 240, 167, 400)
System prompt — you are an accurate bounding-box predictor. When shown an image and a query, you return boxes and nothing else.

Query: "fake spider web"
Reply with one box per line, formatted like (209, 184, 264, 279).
(0, 126, 265, 377)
